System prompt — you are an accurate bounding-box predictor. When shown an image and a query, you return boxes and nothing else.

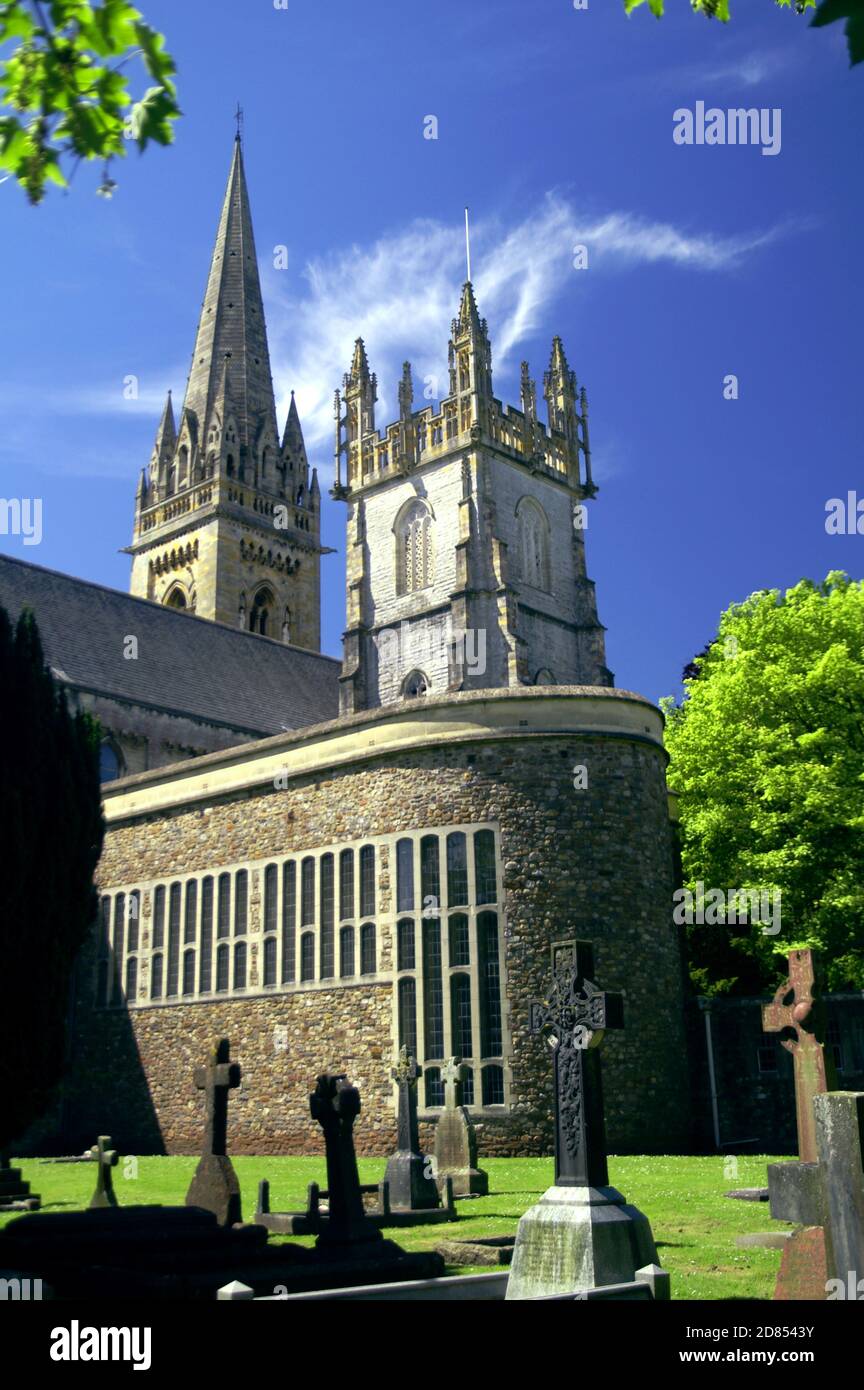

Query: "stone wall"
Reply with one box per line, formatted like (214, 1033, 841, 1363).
(59, 689, 689, 1158)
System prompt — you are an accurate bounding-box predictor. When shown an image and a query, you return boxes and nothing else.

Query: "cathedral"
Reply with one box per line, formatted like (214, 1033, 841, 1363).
(6, 136, 689, 1157)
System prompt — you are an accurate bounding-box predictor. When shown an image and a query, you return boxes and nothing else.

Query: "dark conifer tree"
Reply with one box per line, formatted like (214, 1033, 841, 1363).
(0, 605, 104, 1149)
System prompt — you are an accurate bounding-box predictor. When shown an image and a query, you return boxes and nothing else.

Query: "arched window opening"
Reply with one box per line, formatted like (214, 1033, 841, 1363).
(339, 926, 355, 978)
(165, 587, 187, 611)
(396, 499, 433, 595)
(300, 931, 315, 982)
(360, 923, 376, 976)
(516, 497, 550, 591)
(249, 587, 274, 636)
(403, 670, 430, 699)
(398, 977, 418, 1058)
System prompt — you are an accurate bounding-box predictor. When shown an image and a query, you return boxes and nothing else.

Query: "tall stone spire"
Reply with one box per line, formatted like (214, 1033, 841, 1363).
(180, 135, 279, 472)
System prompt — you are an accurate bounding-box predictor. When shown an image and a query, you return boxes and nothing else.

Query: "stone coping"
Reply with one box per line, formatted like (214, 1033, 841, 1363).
(102, 685, 665, 823)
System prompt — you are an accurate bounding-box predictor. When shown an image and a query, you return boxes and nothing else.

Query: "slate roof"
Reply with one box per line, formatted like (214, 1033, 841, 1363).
(0, 553, 340, 736)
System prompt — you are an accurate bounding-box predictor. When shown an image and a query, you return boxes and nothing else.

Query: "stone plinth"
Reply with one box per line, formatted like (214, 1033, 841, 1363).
(505, 1185, 659, 1301)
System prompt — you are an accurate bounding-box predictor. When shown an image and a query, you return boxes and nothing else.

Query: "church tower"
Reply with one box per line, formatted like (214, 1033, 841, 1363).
(333, 281, 612, 714)
(128, 134, 326, 649)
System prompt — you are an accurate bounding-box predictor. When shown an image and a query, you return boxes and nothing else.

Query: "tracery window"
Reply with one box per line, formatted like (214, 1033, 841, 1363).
(516, 497, 550, 591)
(396, 500, 433, 595)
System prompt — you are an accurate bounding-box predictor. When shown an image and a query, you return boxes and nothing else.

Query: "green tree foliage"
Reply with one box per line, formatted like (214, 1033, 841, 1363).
(624, 0, 864, 68)
(0, 605, 105, 1148)
(662, 574, 864, 996)
(0, 0, 179, 204)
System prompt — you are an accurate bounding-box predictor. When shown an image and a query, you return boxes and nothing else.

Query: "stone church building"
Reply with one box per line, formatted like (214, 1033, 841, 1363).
(7, 137, 692, 1157)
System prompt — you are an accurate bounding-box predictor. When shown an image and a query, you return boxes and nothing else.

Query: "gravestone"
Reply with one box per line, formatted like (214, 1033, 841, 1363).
(433, 1057, 488, 1198)
(87, 1136, 119, 1209)
(814, 1091, 864, 1294)
(305, 1070, 444, 1282)
(384, 1047, 440, 1211)
(185, 1038, 243, 1227)
(762, 950, 836, 1299)
(0, 1151, 40, 1212)
(506, 940, 662, 1301)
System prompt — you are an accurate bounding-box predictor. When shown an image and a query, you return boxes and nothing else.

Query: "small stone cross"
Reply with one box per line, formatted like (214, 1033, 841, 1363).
(392, 1046, 422, 1153)
(194, 1038, 241, 1157)
(529, 940, 623, 1189)
(88, 1135, 119, 1209)
(762, 949, 835, 1163)
(442, 1056, 468, 1110)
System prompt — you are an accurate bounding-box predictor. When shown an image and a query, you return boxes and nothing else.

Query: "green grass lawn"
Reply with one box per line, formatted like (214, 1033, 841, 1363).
(2, 1153, 790, 1299)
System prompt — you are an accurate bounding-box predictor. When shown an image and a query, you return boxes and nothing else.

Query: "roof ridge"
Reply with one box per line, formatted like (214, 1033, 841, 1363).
(0, 551, 341, 664)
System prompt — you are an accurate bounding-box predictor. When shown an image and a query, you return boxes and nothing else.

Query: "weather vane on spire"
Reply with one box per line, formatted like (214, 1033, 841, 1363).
(465, 207, 472, 283)
(235, 103, 244, 142)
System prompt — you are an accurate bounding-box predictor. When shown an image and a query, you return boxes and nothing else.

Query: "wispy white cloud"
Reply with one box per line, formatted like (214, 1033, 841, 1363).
(659, 45, 799, 91)
(268, 194, 791, 464)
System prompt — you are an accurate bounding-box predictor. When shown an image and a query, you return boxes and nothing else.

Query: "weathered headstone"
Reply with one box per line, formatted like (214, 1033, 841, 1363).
(433, 1057, 489, 1197)
(0, 1151, 40, 1212)
(384, 1047, 440, 1211)
(763, 950, 836, 1299)
(87, 1135, 119, 1209)
(814, 1091, 864, 1295)
(185, 1038, 242, 1227)
(506, 940, 662, 1301)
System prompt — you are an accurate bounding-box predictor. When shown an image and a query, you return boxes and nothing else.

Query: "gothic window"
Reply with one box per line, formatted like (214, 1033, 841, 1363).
(233, 940, 247, 990)
(339, 850, 354, 920)
(282, 860, 296, 983)
(167, 883, 181, 997)
(534, 668, 555, 685)
(474, 830, 497, 905)
(301, 857, 315, 925)
(398, 977, 418, 1058)
(165, 586, 188, 611)
(125, 956, 138, 1001)
(403, 670, 430, 699)
(249, 587, 274, 636)
(300, 932, 315, 982)
(217, 873, 231, 938)
(263, 935, 278, 987)
(167, 464, 176, 496)
(482, 1064, 504, 1106)
(516, 497, 550, 591)
(420, 835, 440, 913)
(448, 913, 470, 968)
(319, 853, 334, 979)
(227, 455, 235, 477)
(359, 845, 376, 917)
(152, 886, 165, 949)
(216, 944, 229, 993)
(451, 973, 473, 1060)
(199, 877, 213, 993)
(360, 923, 376, 976)
(339, 926, 355, 978)
(479, 912, 503, 1056)
(264, 865, 278, 934)
(127, 890, 140, 953)
(234, 870, 248, 935)
(425, 1067, 444, 1108)
(396, 838, 414, 912)
(446, 832, 469, 907)
(182, 949, 196, 996)
(422, 918, 444, 1059)
(396, 499, 433, 595)
(397, 919, 416, 972)
(178, 446, 189, 487)
(99, 740, 123, 783)
(184, 881, 197, 944)
(461, 1066, 475, 1107)
(151, 953, 164, 1000)
(111, 894, 125, 1001)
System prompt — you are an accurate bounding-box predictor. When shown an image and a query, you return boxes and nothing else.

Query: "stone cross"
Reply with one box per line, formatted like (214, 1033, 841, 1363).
(529, 939, 624, 1189)
(762, 949, 835, 1163)
(88, 1135, 119, 1209)
(194, 1037, 241, 1157)
(310, 1072, 380, 1246)
(442, 1057, 468, 1111)
(392, 1045, 423, 1154)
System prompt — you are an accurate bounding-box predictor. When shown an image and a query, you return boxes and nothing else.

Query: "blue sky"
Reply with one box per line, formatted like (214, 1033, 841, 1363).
(0, 0, 860, 704)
